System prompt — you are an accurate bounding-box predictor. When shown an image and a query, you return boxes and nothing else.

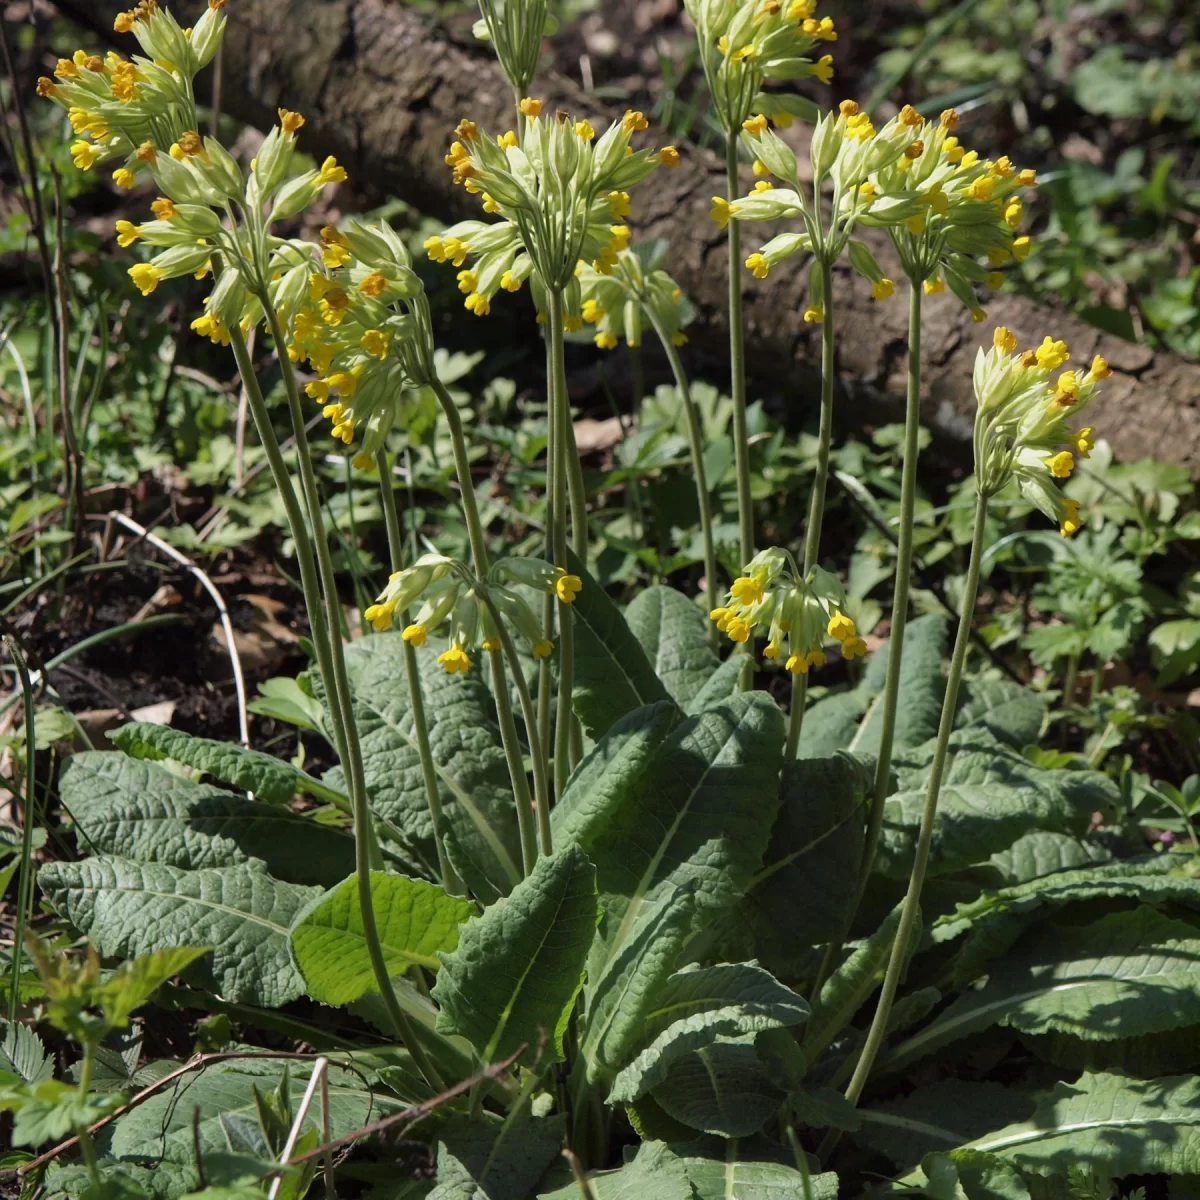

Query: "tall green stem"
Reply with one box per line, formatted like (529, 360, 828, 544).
(537, 338, 556, 760)
(5, 634, 35, 1026)
(860, 281, 923, 884)
(841, 490, 988, 1110)
(785, 260, 837, 759)
(655, 317, 718, 646)
(547, 297, 576, 799)
(375, 448, 463, 897)
(234, 324, 440, 1092)
(726, 135, 754, 570)
(428, 377, 543, 874)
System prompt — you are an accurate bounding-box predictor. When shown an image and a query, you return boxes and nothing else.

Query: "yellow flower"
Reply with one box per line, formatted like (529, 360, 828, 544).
(128, 263, 160, 296)
(858, 181, 877, 200)
(278, 108, 305, 135)
(985, 271, 1004, 290)
(841, 635, 868, 660)
(870, 278, 895, 301)
(623, 109, 649, 132)
(746, 253, 769, 279)
(923, 277, 945, 295)
(438, 644, 471, 674)
(1035, 336, 1070, 369)
(595, 332, 619, 350)
(455, 118, 479, 143)
(763, 642, 780, 660)
(518, 97, 543, 117)
(710, 196, 735, 228)
(752, 180, 771, 194)
(496, 130, 517, 149)
(317, 156, 347, 184)
(726, 617, 752, 644)
(814, 55, 834, 84)
(993, 326, 1018, 353)
(359, 270, 387, 297)
(803, 15, 837, 39)
(364, 603, 395, 632)
(1059, 498, 1081, 538)
(361, 329, 390, 359)
(970, 307, 987, 323)
(1004, 198, 1023, 228)
(306, 380, 330, 402)
(500, 271, 522, 293)
(1053, 371, 1080, 406)
(322, 243, 351, 269)
(1018, 168, 1036, 187)
(1048, 451, 1074, 479)
(465, 292, 491, 316)
(575, 119, 596, 141)
(191, 313, 230, 346)
(554, 570, 583, 603)
(112, 168, 135, 189)
(710, 607, 732, 631)
(177, 130, 205, 157)
(71, 140, 100, 170)
(136, 141, 156, 163)
(1011, 236, 1032, 261)
(905, 214, 926, 234)
(54, 58, 78, 78)
(328, 370, 358, 397)
(114, 11, 136, 33)
(532, 639, 554, 658)
(1071, 426, 1095, 457)
(609, 224, 631, 250)
(730, 575, 765, 605)
(753, 159, 769, 177)
(785, 654, 808, 675)
(402, 623, 427, 647)
(898, 104, 922, 127)
(827, 612, 856, 642)
(36, 76, 58, 97)
(115, 219, 140, 248)
(609, 190, 631, 219)
(656, 146, 680, 167)
(987, 247, 1010, 267)
(457, 269, 479, 295)
(482, 638, 501, 652)
(1088, 355, 1112, 380)
(803, 304, 823, 323)
(671, 332, 688, 346)
(743, 114, 769, 135)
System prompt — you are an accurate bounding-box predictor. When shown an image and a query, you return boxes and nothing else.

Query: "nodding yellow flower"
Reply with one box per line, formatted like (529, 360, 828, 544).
(970, 307, 987, 323)
(940, 108, 960, 128)
(905, 214, 926, 234)
(278, 108, 305, 135)
(191, 313, 230, 346)
(575, 119, 596, 141)
(136, 141, 156, 163)
(608, 190, 631, 219)
(623, 109, 649, 132)
(752, 180, 772, 194)
(746, 253, 769, 279)
(758, 0, 781, 13)
(985, 271, 1004, 290)
(1048, 451, 1075, 479)
(114, 11, 136, 32)
(1036, 336, 1070, 369)
(726, 617, 752, 644)
(322, 243, 351, 269)
(870, 278, 895, 301)
(803, 304, 823, 323)
(115, 219, 140, 248)
(465, 292, 491, 316)
(54, 58, 78, 78)
(987, 247, 1010, 267)
(496, 130, 517, 150)
(402, 623, 427, 647)
(177, 130, 205, 157)
(923, 277, 945, 295)
(743, 114, 769, 135)
(351, 452, 374, 470)
(112, 168, 135, 189)
(844, 112, 874, 141)
(328, 370, 359, 397)
(859, 181, 877, 200)
(482, 637, 501, 652)
(564, 315, 583, 332)
(554, 570, 583, 603)
(814, 55, 834, 84)
(319, 289, 350, 325)
(1004, 199, 1023, 228)
(657, 146, 680, 167)
(532, 639, 554, 658)
(966, 176, 993, 200)
(787, 0, 815, 16)
(455, 118, 479, 142)
(993, 326, 1018, 353)
(730, 575, 765, 606)
(359, 270, 387, 297)
(1018, 168, 1036, 187)
(1011, 236, 1032, 261)
(841, 636, 868, 660)
(457, 269, 479, 295)
(1059, 498, 1081, 538)
(518, 97, 543, 118)
(785, 653, 809, 675)
(609, 224, 631, 250)
(333, 421, 355, 444)
(942, 136, 964, 164)
(70, 141, 100, 170)
(36, 76, 58, 97)
(838, 99, 859, 117)
(128, 263, 160, 296)
(763, 642, 780, 660)
(925, 185, 949, 214)
(322, 402, 344, 421)
(827, 612, 856, 641)
(1088, 355, 1112, 380)
(671, 332, 689, 346)
(803, 16, 836, 40)
(753, 159, 769, 177)
(317, 156, 347, 184)
(481, 192, 500, 213)
(710, 196, 736, 228)
(710, 607, 732, 631)
(361, 329, 390, 359)
(595, 332, 619, 350)
(1071, 426, 1095, 457)
(438, 645, 471, 674)
(81, 54, 103, 71)
(905, 139, 925, 160)
(306, 380, 330, 402)
(320, 224, 349, 247)
(582, 298, 604, 323)
(500, 270, 522, 293)
(898, 104, 923, 127)
(364, 603, 395, 632)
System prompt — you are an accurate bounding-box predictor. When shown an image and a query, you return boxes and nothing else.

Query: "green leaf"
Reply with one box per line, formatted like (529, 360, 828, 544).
(554, 694, 785, 971)
(955, 680, 1046, 749)
(60, 753, 355, 889)
(935, 1071, 1200, 1179)
(39, 856, 318, 1007)
(100, 947, 211, 1028)
(108, 724, 317, 805)
(335, 637, 522, 902)
(859, 1082, 1036, 1171)
(290, 871, 473, 1006)
(626, 585, 721, 708)
(246, 676, 325, 731)
(887, 907, 1200, 1072)
(876, 730, 1116, 879)
(1, 1021, 52, 1084)
(538, 1140, 693, 1200)
(432, 844, 599, 1066)
(665, 1136, 840, 1199)
(650, 1036, 783, 1138)
(609, 962, 809, 1104)
(917, 1151, 1031, 1200)
(429, 1115, 566, 1200)
(563, 549, 672, 739)
(740, 754, 870, 970)
(987, 831, 1112, 886)
(685, 655, 744, 715)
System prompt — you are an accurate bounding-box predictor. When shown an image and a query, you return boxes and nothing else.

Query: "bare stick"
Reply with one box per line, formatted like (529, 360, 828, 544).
(267, 1057, 328, 1200)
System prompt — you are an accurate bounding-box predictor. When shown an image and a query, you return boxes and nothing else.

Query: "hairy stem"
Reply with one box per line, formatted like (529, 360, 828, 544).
(726, 135, 754, 571)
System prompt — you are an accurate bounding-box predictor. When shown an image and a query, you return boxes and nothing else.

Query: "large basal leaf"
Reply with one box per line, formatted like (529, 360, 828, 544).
(553, 693, 785, 970)
(108, 722, 332, 805)
(335, 636, 523, 901)
(581, 886, 696, 1082)
(740, 753, 870, 970)
(685, 655, 744, 715)
(429, 1114, 566, 1200)
(875, 729, 1116, 880)
(917, 1151, 1031, 1200)
(290, 870, 473, 1006)
(800, 614, 947, 760)
(625, 585, 721, 708)
(60, 753, 354, 888)
(432, 844, 599, 1066)
(650, 1036, 783, 1138)
(539, 1140, 694, 1200)
(609, 962, 809, 1104)
(887, 906, 1200, 1072)
(925, 1071, 1200, 1180)
(562, 549, 672, 740)
(987, 830, 1112, 886)
(859, 1081, 1037, 1171)
(665, 1136, 840, 1200)
(39, 856, 317, 1007)
(102, 1059, 390, 1198)
(954, 679, 1046, 749)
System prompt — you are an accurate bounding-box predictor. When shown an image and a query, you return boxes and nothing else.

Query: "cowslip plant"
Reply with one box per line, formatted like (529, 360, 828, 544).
(686, 0, 835, 573)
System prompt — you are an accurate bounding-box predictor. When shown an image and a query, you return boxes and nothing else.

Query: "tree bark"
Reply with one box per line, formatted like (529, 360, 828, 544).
(201, 0, 1199, 472)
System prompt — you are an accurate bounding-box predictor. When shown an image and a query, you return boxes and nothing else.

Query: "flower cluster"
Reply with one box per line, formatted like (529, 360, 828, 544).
(474, 0, 552, 97)
(427, 107, 669, 319)
(685, 0, 836, 131)
(577, 245, 693, 351)
(37, 0, 225, 191)
(363, 553, 582, 674)
(709, 548, 866, 673)
(973, 326, 1109, 535)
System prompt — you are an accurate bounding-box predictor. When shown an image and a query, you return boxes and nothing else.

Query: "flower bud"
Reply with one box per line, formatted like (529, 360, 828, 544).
(744, 127, 797, 183)
(152, 153, 222, 207)
(207, 265, 249, 328)
(189, 3, 227, 68)
(268, 168, 321, 223)
(809, 110, 839, 181)
(846, 239, 884, 285)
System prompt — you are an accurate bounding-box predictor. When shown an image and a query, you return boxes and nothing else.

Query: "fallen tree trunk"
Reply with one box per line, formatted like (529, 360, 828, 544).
(105, 0, 1200, 470)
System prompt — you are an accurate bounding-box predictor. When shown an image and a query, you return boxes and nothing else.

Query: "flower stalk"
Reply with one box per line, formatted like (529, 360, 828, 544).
(726, 136, 755, 572)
